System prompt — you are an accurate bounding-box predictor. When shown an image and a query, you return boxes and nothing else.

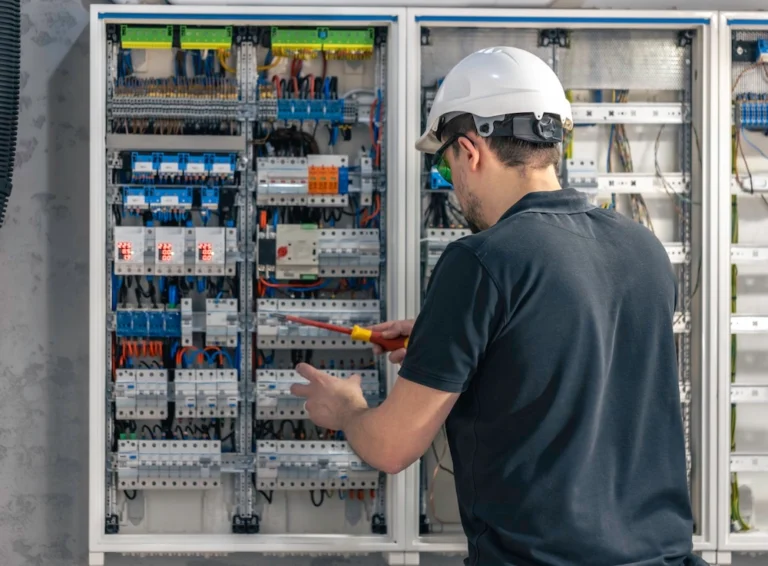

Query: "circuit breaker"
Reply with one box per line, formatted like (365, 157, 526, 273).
(90, 5, 402, 561)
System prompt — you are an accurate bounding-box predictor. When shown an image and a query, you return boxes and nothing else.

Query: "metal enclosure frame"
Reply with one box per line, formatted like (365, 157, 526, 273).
(89, 3, 408, 560)
(717, 11, 768, 555)
(404, 7, 719, 556)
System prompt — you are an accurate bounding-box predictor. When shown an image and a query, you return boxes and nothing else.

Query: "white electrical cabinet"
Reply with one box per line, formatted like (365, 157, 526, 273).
(717, 12, 768, 561)
(89, 3, 729, 565)
(404, 8, 718, 560)
(89, 4, 407, 564)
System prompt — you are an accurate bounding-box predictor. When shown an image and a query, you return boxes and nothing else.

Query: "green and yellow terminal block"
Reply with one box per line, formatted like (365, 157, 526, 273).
(270, 27, 374, 60)
(119, 25, 233, 50)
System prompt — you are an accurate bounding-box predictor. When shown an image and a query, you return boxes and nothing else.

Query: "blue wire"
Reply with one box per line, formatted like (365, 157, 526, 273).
(741, 128, 768, 160)
(272, 209, 279, 230)
(206, 349, 234, 368)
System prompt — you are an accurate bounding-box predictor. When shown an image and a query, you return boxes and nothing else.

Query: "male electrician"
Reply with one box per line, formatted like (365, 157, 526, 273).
(290, 47, 702, 566)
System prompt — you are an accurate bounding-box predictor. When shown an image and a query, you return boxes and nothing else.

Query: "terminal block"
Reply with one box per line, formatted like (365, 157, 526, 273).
(120, 25, 173, 49)
(422, 228, 471, 280)
(736, 95, 768, 130)
(117, 439, 222, 491)
(270, 27, 374, 60)
(255, 369, 379, 419)
(126, 152, 238, 185)
(116, 308, 182, 338)
(179, 26, 233, 50)
(174, 369, 239, 418)
(205, 298, 239, 347)
(429, 167, 453, 190)
(256, 97, 357, 124)
(257, 299, 379, 349)
(255, 440, 378, 491)
(115, 369, 169, 420)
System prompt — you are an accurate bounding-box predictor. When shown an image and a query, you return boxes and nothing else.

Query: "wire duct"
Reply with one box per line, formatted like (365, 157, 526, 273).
(0, 0, 20, 230)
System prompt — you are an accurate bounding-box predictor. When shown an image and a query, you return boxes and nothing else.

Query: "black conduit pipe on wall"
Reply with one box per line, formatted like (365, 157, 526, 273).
(0, 0, 20, 229)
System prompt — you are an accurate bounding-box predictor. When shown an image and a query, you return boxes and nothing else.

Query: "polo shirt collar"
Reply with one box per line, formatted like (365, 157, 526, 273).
(499, 189, 595, 221)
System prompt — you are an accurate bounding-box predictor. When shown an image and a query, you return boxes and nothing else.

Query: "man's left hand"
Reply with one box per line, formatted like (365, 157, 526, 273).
(290, 363, 369, 430)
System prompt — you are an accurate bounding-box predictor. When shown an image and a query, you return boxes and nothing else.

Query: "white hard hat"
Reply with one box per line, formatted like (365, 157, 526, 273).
(416, 46, 573, 154)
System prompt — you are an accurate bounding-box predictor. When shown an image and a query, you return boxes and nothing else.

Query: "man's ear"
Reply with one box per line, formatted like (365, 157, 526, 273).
(457, 135, 481, 173)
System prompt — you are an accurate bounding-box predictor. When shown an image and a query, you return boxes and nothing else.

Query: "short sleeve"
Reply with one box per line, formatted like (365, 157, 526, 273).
(399, 243, 506, 393)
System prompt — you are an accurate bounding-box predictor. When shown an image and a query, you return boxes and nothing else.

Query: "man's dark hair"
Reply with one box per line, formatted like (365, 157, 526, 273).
(441, 113, 561, 170)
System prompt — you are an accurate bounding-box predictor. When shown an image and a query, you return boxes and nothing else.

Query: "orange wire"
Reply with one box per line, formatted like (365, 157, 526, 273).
(307, 74, 314, 98)
(292, 76, 299, 96)
(175, 346, 197, 368)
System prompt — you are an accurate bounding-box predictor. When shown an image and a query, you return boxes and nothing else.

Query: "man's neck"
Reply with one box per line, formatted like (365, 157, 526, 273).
(484, 166, 561, 227)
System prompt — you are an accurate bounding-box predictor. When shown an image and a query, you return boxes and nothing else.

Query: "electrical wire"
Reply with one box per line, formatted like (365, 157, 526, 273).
(310, 490, 325, 507)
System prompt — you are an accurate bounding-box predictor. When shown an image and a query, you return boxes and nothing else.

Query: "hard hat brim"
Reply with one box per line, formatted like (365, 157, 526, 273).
(415, 129, 441, 154)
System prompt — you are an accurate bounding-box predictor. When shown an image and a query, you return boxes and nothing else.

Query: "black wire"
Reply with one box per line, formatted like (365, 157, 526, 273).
(138, 361, 151, 368)
(310, 490, 325, 507)
(125, 490, 137, 500)
(280, 420, 296, 440)
(258, 489, 274, 504)
(141, 425, 155, 439)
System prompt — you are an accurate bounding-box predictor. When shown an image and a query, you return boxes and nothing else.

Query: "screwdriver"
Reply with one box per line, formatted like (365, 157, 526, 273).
(272, 314, 408, 352)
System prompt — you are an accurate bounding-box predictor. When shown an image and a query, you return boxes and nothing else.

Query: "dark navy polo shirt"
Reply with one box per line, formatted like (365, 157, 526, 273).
(400, 189, 699, 566)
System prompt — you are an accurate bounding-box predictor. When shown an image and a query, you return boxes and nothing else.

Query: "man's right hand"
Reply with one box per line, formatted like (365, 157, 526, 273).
(370, 319, 415, 364)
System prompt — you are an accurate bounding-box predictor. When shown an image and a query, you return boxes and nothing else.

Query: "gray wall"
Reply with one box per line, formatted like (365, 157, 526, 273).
(0, 1, 764, 565)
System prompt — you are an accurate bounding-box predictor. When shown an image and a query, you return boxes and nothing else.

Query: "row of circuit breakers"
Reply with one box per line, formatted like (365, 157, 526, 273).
(114, 368, 380, 422)
(116, 439, 378, 492)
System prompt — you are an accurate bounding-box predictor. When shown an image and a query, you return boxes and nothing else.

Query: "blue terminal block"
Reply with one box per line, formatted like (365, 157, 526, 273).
(131, 152, 158, 174)
(758, 39, 768, 62)
(165, 311, 181, 336)
(148, 311, 165, 337)
(116, 309, 183, 338)
(183, 153, 208, 176)
(201, 187, 220, 209)
(430, 167, 453, 190)
(338, 166, 349, 195)
(208, 153, 236, 176)
(123, 187, 148, 207)
(146, 187, 194, 208)
(738, 94, 768, 130)
(277, 98, 345, 122)
(116, 311, 134, 336)
(157, 152, 183, 176)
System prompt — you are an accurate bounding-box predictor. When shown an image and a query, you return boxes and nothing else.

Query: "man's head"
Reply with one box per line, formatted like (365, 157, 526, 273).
(416, 47, 573, 233)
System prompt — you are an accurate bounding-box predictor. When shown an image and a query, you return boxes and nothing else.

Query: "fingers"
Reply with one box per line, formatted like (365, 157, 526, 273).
(368, 321, 396, 332)
(349, 373, 362, 387)
(295, 362, 325, 383)
(388, 348, 407, 364)
(290, 383, 312, 398)
(372, 344, 384, 356)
